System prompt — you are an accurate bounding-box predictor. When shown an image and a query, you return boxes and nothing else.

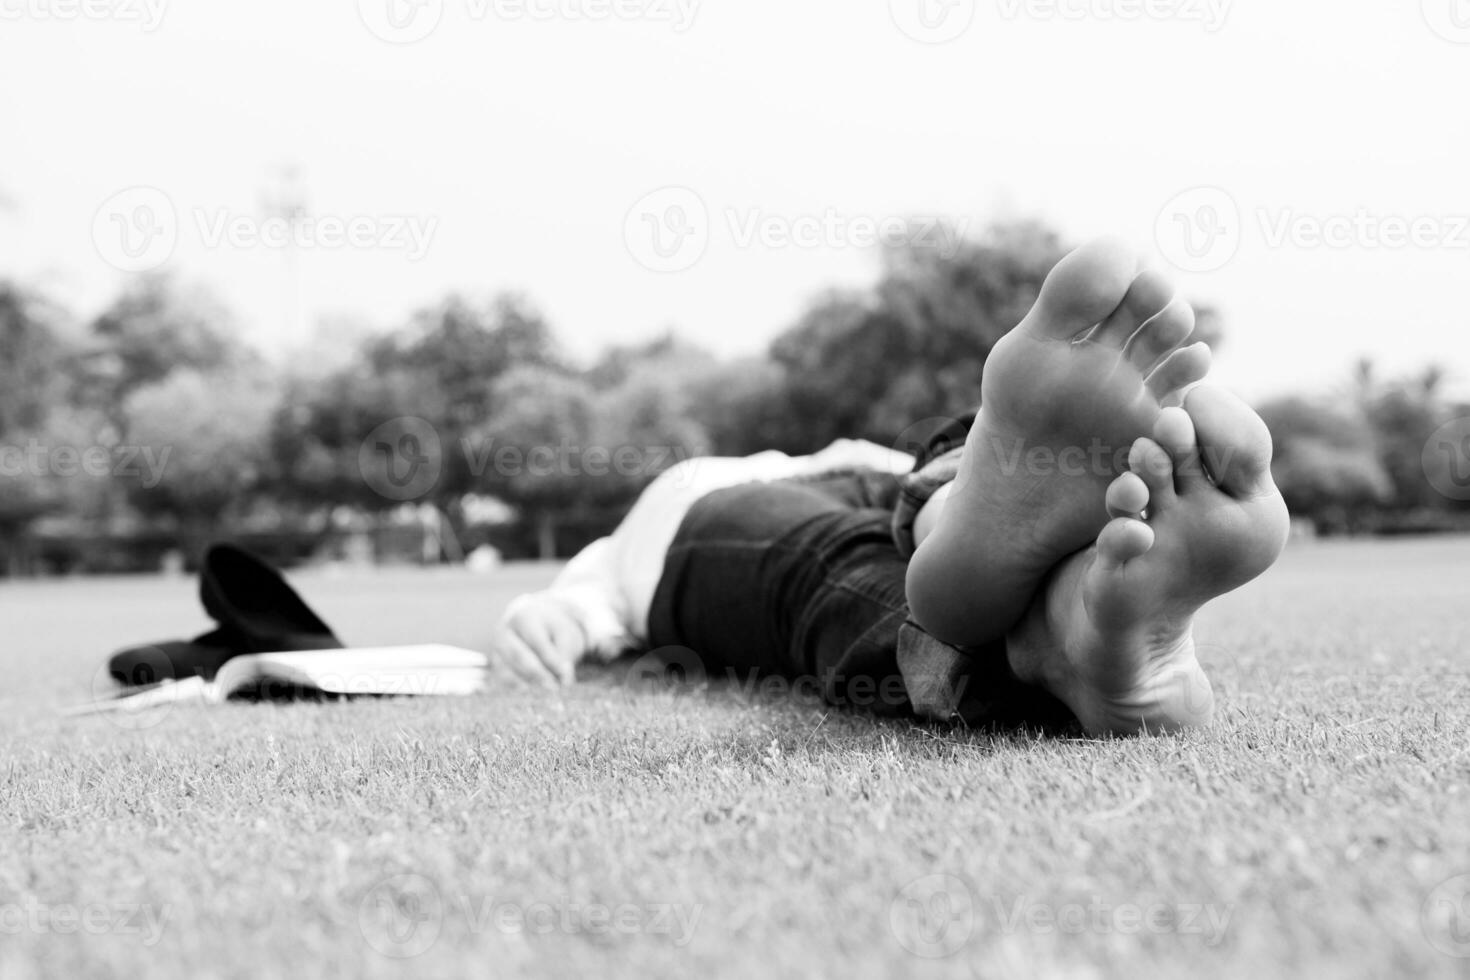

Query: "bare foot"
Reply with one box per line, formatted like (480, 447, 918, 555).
(1004, 386, 1290, 735)
(907, 236, 1211, 646)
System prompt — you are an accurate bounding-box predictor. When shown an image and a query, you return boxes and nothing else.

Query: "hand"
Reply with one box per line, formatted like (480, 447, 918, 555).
(487, 593, 588, 688)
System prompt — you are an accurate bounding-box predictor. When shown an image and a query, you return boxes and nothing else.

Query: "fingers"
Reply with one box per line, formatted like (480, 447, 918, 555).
(490, 627, 563, 688)
(492, 595, 590, 687)
(516, 613, 578, 686)
(544, 607, 591, 676)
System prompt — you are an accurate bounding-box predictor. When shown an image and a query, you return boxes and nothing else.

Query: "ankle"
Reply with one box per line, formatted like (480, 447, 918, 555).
(1090, 652, 1215, 734)
(1003, 558, 1082, 695)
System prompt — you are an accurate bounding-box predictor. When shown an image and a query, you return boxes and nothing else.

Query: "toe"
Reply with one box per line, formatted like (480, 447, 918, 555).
(1182, 385, 1278, 499)
(1145, 342, 1211, 400)
(1106, 471, 1150, 518)
(1025, 236, 1141, 340)
(1128, 436, 1177, 507)
(1096, 516, 1155, 570)
(1090, 268, 1175, 349)
(1125, 298, 1196, 373)
(1152, 407, 1213, 491)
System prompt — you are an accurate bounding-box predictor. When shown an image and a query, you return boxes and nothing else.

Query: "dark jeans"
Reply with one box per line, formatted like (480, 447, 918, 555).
(646, 470, 1069, 726)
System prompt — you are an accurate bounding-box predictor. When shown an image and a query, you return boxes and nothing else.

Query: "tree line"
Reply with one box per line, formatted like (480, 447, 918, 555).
(0, 219, 1463, 575)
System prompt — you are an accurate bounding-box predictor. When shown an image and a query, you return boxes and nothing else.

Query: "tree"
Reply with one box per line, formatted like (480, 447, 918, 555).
(81, 276, 245, 420)
(1353, 364, 1447, 513)
(685, 357, 803, 456)
(0, 283, 74, 434)
(1257, 396, 1391, 532)
(267, 363, 450, 514)
(754, 220, 1228, 453)
(763, 221, 1069, 449)
(469, 365, 598, 559)
(122, 369, 277, 557)
(365, 294, 561, 504)
(466, 355, 714, 558)
(593, 363, 711, 472)
(368, 294, 559, 424)
(268, 293, 564, 543)
(0, 282, 80, 572)
(587, 332, 716, 391)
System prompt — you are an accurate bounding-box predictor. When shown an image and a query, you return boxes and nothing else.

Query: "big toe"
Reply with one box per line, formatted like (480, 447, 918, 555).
(1026, 236, 1141, 340)
(1183, 385, 1277, 499)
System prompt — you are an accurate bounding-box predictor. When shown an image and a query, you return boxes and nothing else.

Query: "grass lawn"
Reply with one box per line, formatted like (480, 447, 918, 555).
(3, 537, 1470, 979)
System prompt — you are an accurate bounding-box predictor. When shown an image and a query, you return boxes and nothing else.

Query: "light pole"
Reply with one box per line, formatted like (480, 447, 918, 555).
(259, 164, 308, 346)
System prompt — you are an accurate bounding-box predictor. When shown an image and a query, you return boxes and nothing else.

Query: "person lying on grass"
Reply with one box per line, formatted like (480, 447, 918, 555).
(486, 238, 1291, 736)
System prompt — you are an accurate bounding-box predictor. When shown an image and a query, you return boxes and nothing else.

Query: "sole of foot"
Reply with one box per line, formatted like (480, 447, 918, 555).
(907, 236, 1212, 646)
(1005, 385, 1291, 736)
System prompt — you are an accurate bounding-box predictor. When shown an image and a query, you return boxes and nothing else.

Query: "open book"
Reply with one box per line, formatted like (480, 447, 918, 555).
(71, 645, 488, 715)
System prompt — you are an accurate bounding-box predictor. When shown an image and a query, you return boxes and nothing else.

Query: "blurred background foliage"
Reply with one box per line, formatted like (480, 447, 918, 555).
(0, 219, 1464, 576)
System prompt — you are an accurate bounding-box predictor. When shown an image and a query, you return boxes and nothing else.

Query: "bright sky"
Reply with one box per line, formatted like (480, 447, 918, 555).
(2, 0, 1466, 402)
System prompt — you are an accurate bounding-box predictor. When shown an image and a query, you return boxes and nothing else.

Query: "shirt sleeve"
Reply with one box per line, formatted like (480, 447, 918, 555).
(497, 536, 638, 662)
